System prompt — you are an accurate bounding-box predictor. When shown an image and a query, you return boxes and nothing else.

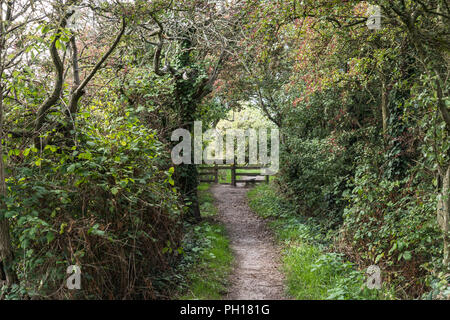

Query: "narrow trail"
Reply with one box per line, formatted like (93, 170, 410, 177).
(211, 184, 286, 300)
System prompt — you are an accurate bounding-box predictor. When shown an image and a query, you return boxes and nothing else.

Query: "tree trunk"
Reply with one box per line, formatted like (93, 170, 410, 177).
(437, 165, 450, 270)
(381, 77, 389, 135)
(0, 221, 17, 285)
(0, 86, 18, 286)
(175, 163, 201, 222)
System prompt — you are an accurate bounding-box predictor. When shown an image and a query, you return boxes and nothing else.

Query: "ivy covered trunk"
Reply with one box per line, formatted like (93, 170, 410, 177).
(173, 78, 202, 222)
(175, 163, 201, 222)
(171, 36, 208, 223)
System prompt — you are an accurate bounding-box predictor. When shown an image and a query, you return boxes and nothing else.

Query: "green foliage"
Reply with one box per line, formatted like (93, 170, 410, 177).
(1, 0, 449, 301)
(175, 184, 233, 300)
(341, 149, 443, 296)
(3, 101, 183, 299)
(278, 135, 347, 224)
(248, 184, 393, 300)
(276, 83, 445, 297)
(283, 246, 390, 300)
(262, 1, 449, 296)
(177, 222, 232, 300)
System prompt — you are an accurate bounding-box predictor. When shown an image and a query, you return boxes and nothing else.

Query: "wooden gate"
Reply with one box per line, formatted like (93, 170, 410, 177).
(198, 164, 270, 186)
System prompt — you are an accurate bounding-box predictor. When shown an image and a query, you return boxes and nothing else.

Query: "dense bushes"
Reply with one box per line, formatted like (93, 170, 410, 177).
(278, 134, 348, 227)
(274, 82, 449, 298)
(2, 109, 183, 299)
(273, 65, 447, 298)
(339, 152, 442, 297)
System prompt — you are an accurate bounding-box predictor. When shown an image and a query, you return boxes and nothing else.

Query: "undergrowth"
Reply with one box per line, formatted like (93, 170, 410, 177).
(174, 183, 233, 300)
(248, 183, 395, 300)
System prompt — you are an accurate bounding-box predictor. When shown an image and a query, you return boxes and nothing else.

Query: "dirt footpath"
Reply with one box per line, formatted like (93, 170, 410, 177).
(211, 184, 286, 300)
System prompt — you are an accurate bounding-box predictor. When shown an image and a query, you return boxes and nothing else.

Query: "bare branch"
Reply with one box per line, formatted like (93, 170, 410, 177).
(68, 17, 127, 115)
(34, 9, 75, 139)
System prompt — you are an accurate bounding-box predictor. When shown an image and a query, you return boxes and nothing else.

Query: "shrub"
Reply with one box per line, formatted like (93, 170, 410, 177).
(3, 112, 183, 299)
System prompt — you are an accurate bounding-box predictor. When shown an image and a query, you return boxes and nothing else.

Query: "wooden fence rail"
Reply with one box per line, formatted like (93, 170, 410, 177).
(198, 164, 269, 186)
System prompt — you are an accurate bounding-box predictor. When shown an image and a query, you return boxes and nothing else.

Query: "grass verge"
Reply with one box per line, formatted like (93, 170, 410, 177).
(176, 183, 233, 300)
(248, 184, 394, 300)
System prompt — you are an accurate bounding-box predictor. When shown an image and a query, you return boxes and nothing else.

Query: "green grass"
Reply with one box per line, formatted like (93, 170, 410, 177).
(248, 184, 394, 300)
(177, 183, 233, 300)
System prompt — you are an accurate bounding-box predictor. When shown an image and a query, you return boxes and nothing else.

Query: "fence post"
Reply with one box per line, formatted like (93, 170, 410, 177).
(231, 164, 236, 187)
(266, 174, 270, 184)
(214, 164, 219, 184)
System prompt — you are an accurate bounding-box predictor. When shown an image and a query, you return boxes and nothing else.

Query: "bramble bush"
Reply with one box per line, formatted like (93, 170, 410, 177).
(2, 107, 183, 299)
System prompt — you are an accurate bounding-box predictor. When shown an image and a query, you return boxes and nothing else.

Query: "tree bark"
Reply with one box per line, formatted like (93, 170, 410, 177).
(0, 86, 18, 286)
(381, 76, 389, 135)
(437, 165, 450, 270)
(34, 9, 75, 146)
(0, 0, 18, 286)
